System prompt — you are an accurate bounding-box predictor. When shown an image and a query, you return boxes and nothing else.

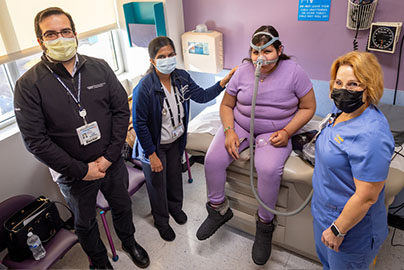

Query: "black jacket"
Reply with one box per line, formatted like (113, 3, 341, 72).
(14, 54, 129, 179)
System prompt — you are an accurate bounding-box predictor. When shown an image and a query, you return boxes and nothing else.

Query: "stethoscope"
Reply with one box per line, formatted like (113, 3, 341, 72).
(171, 72, 191, 103)
(159, 71, 190, 118)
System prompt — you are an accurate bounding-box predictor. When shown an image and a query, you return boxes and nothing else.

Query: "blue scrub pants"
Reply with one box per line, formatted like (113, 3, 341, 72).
(313, 219, 379, 270)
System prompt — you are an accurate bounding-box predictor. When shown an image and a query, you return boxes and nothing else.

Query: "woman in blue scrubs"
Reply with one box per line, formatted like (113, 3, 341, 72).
(312, 51, 394, 269)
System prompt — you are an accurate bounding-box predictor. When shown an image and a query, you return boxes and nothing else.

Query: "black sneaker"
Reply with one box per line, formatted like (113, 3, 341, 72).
(171, 210, 188, 225)
(196, 201, 233, 240)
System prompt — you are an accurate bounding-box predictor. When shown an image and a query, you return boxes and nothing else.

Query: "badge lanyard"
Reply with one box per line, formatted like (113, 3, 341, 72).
(44, 65, 87, 124)
(163, 85, 182, 128)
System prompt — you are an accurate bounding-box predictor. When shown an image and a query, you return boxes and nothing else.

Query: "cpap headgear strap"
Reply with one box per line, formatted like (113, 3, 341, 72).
(250, 31, 279, 52)
(251, 32, 280, 66)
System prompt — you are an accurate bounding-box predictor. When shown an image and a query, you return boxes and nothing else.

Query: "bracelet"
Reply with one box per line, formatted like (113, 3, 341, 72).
(223, 126, 235, 133)
(280, 128, 290, 138)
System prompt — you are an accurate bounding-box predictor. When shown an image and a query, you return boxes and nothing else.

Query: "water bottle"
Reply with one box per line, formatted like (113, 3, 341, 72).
(26, 232, 46, 260)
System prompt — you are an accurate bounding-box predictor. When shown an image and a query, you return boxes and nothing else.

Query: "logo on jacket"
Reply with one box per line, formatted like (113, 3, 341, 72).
(87, 82, 106, 90)
(334, 134, 344, 144)
(179, 85, 190, 101)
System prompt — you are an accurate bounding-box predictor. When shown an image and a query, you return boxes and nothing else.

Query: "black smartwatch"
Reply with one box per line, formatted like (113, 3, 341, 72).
(331, 222, 346, 238)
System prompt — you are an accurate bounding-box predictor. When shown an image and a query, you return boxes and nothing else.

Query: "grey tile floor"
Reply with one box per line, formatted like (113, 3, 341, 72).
(52, 163, 404, 269)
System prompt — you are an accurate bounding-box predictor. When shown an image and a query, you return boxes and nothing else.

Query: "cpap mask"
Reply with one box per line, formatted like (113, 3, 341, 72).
(250, 31, 280, 65)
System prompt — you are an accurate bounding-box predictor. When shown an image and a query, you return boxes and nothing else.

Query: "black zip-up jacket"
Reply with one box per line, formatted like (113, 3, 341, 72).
(14, 54, 129, 179)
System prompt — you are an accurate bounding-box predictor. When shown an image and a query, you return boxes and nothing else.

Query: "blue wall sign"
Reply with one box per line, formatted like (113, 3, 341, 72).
(298, 0, 331, 21)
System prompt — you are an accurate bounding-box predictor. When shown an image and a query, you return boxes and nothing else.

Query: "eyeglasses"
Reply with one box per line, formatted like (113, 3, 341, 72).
(42, 29, 74, 40)
(331, 79, 365, 91)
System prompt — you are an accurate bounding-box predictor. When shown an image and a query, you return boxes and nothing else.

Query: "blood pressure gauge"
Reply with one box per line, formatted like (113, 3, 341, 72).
(367, 22, 402, 53)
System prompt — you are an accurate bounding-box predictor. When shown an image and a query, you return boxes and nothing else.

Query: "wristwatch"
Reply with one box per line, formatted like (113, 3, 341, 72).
(330, 222, 346, 238)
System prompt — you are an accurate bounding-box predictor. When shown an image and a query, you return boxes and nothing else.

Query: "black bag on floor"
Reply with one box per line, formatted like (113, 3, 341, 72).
(3, 196, 71, 262)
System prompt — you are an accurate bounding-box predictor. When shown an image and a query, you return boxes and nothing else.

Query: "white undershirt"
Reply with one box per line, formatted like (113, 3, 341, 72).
(160, 81, 184, 144)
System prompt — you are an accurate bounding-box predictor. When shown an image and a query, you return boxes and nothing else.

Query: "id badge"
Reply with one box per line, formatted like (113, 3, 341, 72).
(76, 121, 101, 146)
(171, 122, 184, 139)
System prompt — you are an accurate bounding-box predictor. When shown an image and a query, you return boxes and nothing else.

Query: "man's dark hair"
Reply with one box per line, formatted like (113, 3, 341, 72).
(34, 7, 76, 40)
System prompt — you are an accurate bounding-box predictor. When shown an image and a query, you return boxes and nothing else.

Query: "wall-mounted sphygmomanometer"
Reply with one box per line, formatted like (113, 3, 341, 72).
(367, 22, 402, 54)
(346, 0, 378, 31)
(346, 0, 403, 54)
(346, 0, 378, 51)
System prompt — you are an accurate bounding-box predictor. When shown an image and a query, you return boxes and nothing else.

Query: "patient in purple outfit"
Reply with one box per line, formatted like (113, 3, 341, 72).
(196, 25, 316, 266)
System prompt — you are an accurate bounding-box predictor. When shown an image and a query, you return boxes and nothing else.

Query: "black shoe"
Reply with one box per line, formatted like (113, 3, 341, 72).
(196, 200, 233, 240)
(122, 241, 150, 268)
(92, 260, 113, 269)
(171, 210, 187, 225)
(156, 224, 176, 241)
(252, 218, 275, 265)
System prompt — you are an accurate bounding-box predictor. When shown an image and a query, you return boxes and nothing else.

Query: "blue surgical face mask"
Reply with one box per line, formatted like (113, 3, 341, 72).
(155, 56, 177, 74)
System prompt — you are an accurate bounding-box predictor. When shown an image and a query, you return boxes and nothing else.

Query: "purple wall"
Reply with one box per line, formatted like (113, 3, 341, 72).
(183, 0, 404, 91)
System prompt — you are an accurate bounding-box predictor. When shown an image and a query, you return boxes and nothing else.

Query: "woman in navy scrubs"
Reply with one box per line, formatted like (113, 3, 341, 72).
(132, 36, 235, 241)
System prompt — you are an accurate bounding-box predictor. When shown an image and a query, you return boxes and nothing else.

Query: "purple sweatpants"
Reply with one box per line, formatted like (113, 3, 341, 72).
(204, 121, 292, 222)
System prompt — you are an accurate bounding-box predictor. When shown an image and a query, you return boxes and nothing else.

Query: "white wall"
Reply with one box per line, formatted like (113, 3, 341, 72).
(0, 132, 64, 203)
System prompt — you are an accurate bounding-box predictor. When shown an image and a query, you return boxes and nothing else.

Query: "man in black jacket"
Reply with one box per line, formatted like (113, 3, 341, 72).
(14, 7, 149, 269)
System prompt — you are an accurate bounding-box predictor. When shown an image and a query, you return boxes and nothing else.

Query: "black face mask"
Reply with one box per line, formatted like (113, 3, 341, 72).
(331, 88, 365, 113)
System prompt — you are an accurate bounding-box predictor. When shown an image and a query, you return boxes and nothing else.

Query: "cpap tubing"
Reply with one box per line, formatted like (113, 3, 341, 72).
(249, 61, 313, 216)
